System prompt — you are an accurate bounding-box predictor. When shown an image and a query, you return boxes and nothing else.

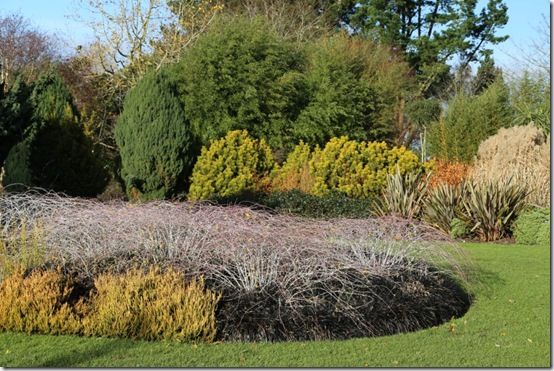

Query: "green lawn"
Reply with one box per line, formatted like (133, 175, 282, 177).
(0, 243, 550, 367)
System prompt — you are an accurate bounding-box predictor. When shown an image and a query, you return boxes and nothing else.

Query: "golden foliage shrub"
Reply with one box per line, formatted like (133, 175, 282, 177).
(188, 130, 276, 200)
(310, 137, 421, 198)
(271, 137, 422, 198)
(427, 159, 472, 189)
(0, 267, 82, 335)
(471, 124, 550, 207)
(83, 267, 221, 342)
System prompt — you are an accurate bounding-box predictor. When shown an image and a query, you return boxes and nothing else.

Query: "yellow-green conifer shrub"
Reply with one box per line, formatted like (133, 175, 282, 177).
(188, 130, 275, 200)
(83, 267, 221, 342)
(271, 141, 315, 193)
(309, 136, 421, 198)
(0, 267, 82, 335)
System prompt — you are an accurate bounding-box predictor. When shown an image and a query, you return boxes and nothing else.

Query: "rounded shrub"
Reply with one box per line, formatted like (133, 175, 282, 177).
(2, 70, 108, 197)
(310, 136, 421, 198)
(512, 207, 550, 245)
(115, 70, 194, 201)
(173, 16, 307, 150)
(188, 130, 275, 200)
(260, 189, 373, 219)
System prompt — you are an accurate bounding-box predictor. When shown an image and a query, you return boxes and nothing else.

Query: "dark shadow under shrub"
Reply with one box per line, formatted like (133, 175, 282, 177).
(211, 189, 373, 219)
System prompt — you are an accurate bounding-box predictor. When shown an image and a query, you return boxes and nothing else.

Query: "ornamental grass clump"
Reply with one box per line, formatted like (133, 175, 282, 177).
(471, 124, 549, 207)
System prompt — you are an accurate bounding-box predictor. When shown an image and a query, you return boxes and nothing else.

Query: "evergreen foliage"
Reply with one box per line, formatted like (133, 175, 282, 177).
(115, 70, 194, 201)
(509, 71, 550, 134)
(512, 207, 550, 245)
(0, 76, 33, 166)
(473, 54, 502, 94)
(172, 17, 413, 152)
(294, 33, 410, 146)
(188, 130, 275, 200)
(174, 17, 307, 150)
(271, 137, 422, 199)
(427, 81, 513, 163)
(2, 69, 108, 197)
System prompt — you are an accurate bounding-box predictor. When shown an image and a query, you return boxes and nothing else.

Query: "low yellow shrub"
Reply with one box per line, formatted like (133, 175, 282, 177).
(271, 137, 422, 199)
(0, 267, 82, 335)
(188, 130, 276, 200)
(312, 137, 421, 198)
(83, 267, 221, 342)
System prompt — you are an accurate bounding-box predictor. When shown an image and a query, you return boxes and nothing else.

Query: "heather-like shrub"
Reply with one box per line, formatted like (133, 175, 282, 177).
(115, 70, 194, 201)
(461, 178, 528, 242)
(428, 159, 472, 189)
(0, 267, 82, 335)
(310, 136, 421, 198)
(471, 124, 550, 207)
(188, 130, 275, 200)
(512, 207, 550, 245)
(83, 267, 220, 342)
(0, 222, 46, 281)
(0, 193, 469, 341)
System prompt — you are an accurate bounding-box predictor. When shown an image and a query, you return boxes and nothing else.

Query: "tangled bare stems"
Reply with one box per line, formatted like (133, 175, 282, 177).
(0, 191, 471, 341)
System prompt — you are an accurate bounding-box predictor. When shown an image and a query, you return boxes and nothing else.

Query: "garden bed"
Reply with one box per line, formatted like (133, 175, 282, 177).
(1, 192, 471, 341)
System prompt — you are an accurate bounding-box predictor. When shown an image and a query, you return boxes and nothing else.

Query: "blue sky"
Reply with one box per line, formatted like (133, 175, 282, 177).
(0, 0, 549, 73)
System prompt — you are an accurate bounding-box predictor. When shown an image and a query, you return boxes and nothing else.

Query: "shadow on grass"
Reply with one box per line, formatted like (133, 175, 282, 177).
(465, 262, 506, 299)
(38, 336, 137, 367)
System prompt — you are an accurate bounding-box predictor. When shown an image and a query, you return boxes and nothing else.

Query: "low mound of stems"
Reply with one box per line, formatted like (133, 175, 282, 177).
(0, 191, 472, 341)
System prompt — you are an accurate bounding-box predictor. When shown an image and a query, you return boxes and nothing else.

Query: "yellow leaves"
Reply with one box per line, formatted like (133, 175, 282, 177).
(83, 267, 221, 342)
(189, 130, 275, 200)
(0, 266, 220, 342)
(276, 136, 421, 198)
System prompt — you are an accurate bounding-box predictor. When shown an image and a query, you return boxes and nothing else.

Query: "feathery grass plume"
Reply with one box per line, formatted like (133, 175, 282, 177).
(471, 124, 549, 207)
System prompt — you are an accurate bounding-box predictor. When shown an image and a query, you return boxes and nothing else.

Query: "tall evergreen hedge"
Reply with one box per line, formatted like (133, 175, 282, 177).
(115, 70, 194, 201)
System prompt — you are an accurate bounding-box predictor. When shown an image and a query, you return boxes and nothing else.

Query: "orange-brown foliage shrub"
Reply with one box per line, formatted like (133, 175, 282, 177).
(428, 159, 472, 189)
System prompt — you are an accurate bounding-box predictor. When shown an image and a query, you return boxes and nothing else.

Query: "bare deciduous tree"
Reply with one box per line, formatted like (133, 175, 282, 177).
(0, 14, 58, 91)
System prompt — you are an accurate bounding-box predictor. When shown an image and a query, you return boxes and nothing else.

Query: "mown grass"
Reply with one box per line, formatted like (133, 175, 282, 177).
(0, 243, 549, 367)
